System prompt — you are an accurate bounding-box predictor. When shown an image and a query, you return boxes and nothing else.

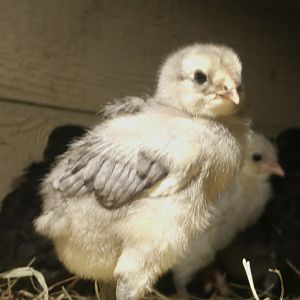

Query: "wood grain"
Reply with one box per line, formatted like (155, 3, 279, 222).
(0, 0, 298, 137)
(0, 0, 299, 202)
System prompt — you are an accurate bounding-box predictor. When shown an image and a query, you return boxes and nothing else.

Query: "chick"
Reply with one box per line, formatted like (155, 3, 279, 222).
(173, 132, 284, 296)
(35, 44, 249, 300)
(216, 128, 300, 296)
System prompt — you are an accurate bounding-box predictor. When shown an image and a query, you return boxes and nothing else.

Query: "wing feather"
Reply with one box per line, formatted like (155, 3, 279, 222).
(54, 136, 168, 209)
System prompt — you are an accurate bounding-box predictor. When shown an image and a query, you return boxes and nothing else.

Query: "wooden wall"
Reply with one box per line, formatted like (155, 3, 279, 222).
(0, 0, 299, 201)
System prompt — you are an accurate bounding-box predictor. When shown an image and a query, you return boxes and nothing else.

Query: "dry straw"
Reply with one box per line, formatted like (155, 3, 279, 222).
(0, 259, 297, 300)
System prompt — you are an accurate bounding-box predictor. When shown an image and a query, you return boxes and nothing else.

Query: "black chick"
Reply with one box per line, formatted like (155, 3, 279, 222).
(0, 125, 88, 288)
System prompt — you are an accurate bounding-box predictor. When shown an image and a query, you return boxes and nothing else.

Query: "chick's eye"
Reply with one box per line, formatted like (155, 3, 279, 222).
(194, 71, 207, 85)
(252, 153, 262, 162)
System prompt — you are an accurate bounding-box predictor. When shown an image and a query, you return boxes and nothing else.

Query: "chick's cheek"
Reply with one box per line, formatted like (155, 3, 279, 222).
(180, 93, 203, 113)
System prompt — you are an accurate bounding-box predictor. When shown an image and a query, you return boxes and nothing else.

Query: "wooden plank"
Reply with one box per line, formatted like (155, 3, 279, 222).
(0, 101, 98, 202)
(0, 0, 298, 138)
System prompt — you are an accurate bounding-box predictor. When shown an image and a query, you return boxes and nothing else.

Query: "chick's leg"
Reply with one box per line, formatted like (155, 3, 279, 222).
(116, 277, 147, 300)
(172, 269, 191, 296)
(114, 247, 166, 300)
(115, 279, 132, 300)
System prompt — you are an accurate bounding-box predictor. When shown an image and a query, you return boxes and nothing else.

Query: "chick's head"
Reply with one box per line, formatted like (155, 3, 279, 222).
(155, 43, 243, 117)
(243, 133, 285, 180)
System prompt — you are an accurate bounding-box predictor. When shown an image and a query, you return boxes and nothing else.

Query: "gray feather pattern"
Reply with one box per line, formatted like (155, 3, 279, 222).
(54, 134, 169, 209)
(100, 96, 146, 119)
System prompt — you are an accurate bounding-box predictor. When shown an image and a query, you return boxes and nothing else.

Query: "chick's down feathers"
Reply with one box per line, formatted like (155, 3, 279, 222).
(35, 43, 250, 300)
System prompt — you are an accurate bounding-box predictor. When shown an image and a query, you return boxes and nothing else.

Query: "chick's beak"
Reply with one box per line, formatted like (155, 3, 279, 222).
(217, 88, 240, 105)
(261, 162, 285, 177)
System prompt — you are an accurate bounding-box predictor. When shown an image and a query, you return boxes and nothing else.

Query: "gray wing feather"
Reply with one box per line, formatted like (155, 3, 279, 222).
(54, 137, 168, 209)
(100, 96, 146, 119)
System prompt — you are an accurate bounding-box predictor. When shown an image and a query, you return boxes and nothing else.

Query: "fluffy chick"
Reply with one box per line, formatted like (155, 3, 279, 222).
(173, 132, 284, 296)
(35, 44, 249, 300)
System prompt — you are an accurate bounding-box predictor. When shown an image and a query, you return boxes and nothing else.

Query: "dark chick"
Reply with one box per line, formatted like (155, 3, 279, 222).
(0, 125, 86, 286)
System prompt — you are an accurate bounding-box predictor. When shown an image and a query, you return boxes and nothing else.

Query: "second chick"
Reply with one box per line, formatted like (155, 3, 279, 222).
(173, 132, 284, 296)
